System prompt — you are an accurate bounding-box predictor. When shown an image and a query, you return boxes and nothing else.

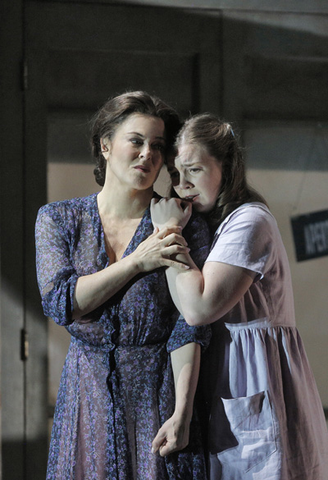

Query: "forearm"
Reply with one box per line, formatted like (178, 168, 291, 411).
(151, 342, 201, 456)
(170, 342, 201, 422)
(73, 254, 140, 319)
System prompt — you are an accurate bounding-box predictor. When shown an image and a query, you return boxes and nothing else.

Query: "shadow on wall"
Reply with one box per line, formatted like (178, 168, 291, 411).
(2, 437, 48, 479)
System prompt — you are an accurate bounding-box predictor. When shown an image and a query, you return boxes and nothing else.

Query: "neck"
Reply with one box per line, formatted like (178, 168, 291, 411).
(97, 183, 153, 220)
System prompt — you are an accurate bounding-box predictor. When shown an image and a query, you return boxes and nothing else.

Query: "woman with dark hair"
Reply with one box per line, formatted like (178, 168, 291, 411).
(35, 93, 211, 479)
(151, 113, 328, 479)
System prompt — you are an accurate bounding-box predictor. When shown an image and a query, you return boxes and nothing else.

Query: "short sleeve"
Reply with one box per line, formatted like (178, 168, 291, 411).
(206, 204, 277, 280)
(184, 212, 211, 269)
(166, 315, 212, 353)
(35, 204, 78, 326)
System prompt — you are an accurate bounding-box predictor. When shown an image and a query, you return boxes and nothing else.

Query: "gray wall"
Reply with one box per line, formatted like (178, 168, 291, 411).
(1, 1, 327, 478)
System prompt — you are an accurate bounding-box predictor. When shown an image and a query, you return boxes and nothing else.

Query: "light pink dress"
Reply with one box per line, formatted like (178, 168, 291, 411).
(201, 202, 328, 479)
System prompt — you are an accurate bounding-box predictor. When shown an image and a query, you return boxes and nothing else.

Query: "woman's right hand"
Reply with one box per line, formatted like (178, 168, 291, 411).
(131, 226, 191, 272)
(151, 409, 190, 457)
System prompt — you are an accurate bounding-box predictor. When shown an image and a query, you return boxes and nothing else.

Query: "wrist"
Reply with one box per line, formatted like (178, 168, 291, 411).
(173, 408, 193, 428)
(174, 399, 193, 423)
(125, 252, 143, 275)
(154, 220, 181, 230)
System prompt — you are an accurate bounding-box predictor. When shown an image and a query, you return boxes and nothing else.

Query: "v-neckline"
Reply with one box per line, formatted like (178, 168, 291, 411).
(95, 193, 150, 265)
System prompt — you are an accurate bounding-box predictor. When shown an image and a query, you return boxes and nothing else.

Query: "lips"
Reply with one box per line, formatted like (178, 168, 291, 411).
(134, 165, 150, 173)
(183, 195, 199, 202)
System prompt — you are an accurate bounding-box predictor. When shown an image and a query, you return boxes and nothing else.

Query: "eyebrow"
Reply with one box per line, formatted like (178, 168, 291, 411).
(176, 160, 198, 167)
(126, 131, 166, 142)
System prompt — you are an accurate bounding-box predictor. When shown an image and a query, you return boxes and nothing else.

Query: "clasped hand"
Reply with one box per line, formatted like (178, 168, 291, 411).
(131, 198, 192, 272)
(150, 197, 192, 230)
(132, 225, 190, 272)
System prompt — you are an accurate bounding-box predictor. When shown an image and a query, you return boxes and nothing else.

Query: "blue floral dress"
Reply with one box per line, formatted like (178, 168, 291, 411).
(35, 193, 211, 480)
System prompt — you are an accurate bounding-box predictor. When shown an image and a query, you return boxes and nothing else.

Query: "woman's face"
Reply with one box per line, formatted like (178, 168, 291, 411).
(101, 113, 166, 191)
(169, 143, 223, 213)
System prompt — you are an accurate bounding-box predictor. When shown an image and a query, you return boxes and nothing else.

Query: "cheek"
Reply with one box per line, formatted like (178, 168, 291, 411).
(204, 179, 221, 202)
(155, 154, 165, 168)
(210, 172, 222, 194)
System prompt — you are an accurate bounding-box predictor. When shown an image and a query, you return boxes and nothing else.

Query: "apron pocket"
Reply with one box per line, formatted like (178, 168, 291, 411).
(216, 391, 277, 473)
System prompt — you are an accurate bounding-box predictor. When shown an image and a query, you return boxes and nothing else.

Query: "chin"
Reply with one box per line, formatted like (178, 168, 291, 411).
(193, 203, 211, 213)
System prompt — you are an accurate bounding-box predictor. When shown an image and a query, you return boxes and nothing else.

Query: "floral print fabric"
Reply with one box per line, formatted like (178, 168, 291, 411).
(35, 193, 211, 480)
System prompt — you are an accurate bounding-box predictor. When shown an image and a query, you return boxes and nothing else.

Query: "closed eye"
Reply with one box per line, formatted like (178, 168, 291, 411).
(152, 143, 166, 152)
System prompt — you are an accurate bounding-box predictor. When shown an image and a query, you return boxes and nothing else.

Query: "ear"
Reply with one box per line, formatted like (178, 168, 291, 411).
(100, 138, 111, 160)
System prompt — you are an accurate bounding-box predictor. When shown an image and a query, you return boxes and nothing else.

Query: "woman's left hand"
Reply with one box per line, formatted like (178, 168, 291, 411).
(151, 197, 192, 230)
(151, 410, 190, 457)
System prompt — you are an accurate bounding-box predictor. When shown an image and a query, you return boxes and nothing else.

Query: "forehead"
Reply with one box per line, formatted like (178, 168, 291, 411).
(116, 113, 165, 137)
(174, 143, 207, 168)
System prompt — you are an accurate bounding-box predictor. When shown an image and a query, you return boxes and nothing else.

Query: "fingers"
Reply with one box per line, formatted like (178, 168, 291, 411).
(161, 232, 188, 248)
(151, 228, 188, 248)
(151, 197, 191, 230)
(135, 226, 190, 272)
(158, 442, 177, 457)
(150, 197, 161, 216)
(156, 226, 184, 240)
(151, 197, 181, 207)
(150, 198, 159, 207)
(152, 417, 190, 458)
(164, 244, 190, 257)
(152, 432, 177, 458)
(182, 201, 192, 215)
(163, 259, 190, 271)
(157, 433, 189, 456)
(151, 429, 166, 454)
(146, 231, 189, 251)
(152, 434, 187, 457)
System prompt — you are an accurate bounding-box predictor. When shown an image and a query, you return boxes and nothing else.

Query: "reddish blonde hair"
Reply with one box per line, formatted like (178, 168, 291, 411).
(176, 113, 267, 230)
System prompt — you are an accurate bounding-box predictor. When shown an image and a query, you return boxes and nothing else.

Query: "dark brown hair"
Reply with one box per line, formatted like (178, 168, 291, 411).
(91, 91, 181, 186)
(176, 113, 267, 231)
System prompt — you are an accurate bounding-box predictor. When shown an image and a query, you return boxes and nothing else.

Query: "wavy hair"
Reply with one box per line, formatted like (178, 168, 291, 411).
(90, 91, 181, 186)
(176, 113, 267, 231)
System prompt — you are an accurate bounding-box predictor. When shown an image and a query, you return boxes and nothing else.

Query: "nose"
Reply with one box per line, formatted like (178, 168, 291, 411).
(139, 144, 151, 160)
(178, 174, 193, 189)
